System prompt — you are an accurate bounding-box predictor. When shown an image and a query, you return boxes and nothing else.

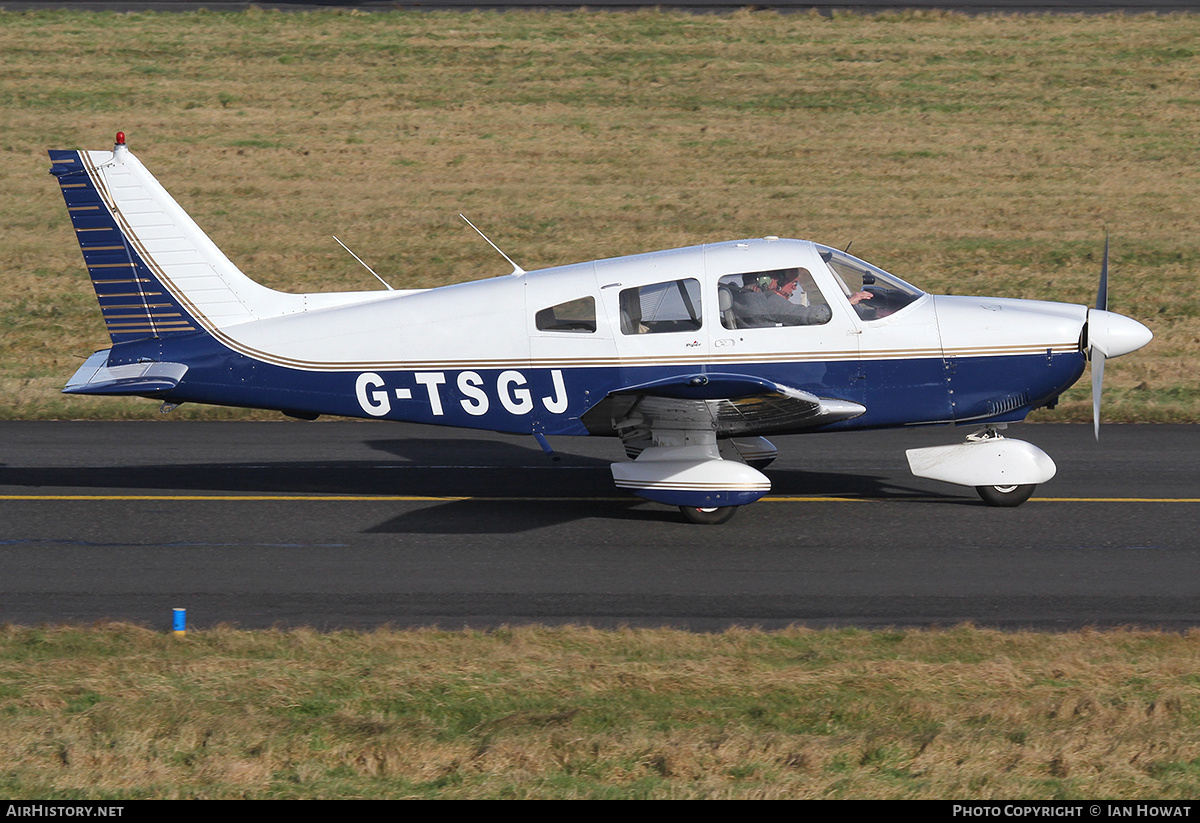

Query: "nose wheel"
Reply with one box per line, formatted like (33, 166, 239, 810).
(975, 484, 1036, 507)
(679, 505, 738, 525)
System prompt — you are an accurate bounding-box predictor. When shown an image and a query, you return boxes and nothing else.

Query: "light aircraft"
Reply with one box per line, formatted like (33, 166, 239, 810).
(49, 134, 1152, 524)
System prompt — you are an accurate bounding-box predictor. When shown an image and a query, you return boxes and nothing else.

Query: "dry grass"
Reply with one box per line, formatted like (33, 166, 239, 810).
(3, 623, 1200, 798)
(1, 9, 1198, 420)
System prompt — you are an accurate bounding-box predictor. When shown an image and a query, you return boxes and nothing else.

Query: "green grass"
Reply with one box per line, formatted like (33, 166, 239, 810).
(4, 623, 1200, 798)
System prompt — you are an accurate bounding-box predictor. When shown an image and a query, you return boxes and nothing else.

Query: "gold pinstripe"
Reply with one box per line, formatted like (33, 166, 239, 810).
(76, 151, 1085, 376)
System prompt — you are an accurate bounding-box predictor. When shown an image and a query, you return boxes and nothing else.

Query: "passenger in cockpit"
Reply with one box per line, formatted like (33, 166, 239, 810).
(732, 268, 832, 327)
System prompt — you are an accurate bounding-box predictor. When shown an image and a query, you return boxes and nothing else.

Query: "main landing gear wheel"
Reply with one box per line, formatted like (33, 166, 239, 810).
(679, 505, 738, 525)
(975, 484, 1036, 508)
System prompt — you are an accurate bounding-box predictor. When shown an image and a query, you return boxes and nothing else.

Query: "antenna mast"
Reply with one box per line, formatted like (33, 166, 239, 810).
(332, 236, 394, 291)
(459, 214, 525, 276)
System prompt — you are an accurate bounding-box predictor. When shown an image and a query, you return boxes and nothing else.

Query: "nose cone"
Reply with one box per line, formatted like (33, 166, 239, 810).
(1088, 309, 1153, 358)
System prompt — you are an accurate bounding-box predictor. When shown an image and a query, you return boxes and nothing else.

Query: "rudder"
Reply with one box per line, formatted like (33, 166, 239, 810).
(50, 146, 202, 343)
(49, 134, 289, 344)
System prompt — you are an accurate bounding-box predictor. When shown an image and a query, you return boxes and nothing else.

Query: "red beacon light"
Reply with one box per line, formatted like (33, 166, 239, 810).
(115, 132, 126, 146)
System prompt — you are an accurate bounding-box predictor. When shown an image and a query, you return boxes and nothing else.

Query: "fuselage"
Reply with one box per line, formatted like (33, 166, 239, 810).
(97, 238, 1089, 437)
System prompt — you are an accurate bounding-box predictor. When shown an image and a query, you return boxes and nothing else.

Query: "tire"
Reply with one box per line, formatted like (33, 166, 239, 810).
(975, 484, 1036, 507)
(678, 505, 738, 525)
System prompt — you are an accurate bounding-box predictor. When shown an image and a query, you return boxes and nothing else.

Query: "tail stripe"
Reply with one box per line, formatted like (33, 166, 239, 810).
(51, 141, 398, 366)
(50, 149, 199, 343)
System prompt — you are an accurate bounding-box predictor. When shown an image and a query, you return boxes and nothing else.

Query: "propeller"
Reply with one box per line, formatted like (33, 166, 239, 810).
(1084, 235, 1153, 440)
(1091, 235, 1108, 440)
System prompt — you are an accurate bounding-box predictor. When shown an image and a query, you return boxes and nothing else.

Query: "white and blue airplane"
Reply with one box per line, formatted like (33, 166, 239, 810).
(49, 134, 1152, 523)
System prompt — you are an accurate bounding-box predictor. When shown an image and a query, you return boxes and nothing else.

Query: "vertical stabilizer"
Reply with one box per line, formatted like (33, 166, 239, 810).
(49, 134, 290, 343)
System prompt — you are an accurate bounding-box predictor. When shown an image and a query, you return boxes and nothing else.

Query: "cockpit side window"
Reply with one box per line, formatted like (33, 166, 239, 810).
(818, 246, 924, 321)
(536, 296, 596, 333)
(619, 279, 702, 335)
(717, 268, 832, 330)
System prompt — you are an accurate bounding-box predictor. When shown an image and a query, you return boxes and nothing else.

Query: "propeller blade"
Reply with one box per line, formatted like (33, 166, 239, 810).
(1087, 309, 1152, 442)
(1092, 233, 1109, 440)
(1096, 233, 1109, 312)
(1087, 235, 1153, 441)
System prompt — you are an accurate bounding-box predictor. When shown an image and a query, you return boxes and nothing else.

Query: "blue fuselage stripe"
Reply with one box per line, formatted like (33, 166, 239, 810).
(103, 332, 1086, 436)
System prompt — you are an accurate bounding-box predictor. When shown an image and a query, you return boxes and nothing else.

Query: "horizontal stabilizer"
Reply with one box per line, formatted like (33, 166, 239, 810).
(63, 350, 187, 395)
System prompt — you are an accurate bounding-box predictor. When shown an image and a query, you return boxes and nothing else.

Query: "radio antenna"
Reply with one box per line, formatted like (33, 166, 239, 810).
(333, 236, 394, 291)
(460, 214, 525, 276)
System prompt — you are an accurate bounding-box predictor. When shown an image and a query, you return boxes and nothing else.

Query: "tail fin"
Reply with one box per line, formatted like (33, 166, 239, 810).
(49, 135, 289, 343)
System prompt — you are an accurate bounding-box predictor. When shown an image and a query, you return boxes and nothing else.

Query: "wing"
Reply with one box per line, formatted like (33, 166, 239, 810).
(580, 371, 866, 443)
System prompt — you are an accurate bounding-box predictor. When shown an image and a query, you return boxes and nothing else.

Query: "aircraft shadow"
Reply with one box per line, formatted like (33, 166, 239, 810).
(0, 435, 960, 533)
(364, 468, 959, 534)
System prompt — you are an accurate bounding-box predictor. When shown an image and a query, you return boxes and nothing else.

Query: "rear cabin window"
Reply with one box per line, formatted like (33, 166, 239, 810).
(619, 279, 702, 335)
(536, 296, 596, 333)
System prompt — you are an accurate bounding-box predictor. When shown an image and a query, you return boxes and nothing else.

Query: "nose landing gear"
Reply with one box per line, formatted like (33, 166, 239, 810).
(678, 505, 738, 525)
(975, 483, 1037, 508)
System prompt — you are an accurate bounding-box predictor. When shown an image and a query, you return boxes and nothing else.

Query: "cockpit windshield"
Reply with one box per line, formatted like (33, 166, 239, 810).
(816, 244, 924, 321)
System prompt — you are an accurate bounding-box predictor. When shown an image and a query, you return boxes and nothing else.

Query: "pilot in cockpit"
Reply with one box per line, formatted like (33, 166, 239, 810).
(732, 268, 833, 327)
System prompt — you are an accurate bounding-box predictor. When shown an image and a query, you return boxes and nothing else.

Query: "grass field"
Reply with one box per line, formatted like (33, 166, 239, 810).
(0, 8, 1196, 420)
(3, 623, 1200, 799)
(3, 10, 1199, 800)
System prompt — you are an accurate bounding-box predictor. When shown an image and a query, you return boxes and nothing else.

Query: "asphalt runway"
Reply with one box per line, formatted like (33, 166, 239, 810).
(1, 420, 1197, 631)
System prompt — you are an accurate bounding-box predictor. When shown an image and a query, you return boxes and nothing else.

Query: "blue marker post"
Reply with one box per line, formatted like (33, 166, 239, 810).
(172, 608, 186, 636)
